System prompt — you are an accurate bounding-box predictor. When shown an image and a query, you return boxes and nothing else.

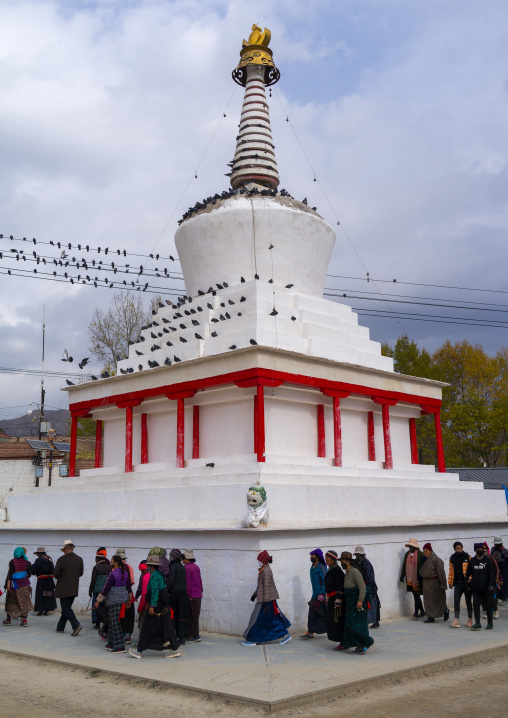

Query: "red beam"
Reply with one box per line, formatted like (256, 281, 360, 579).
(368, 411, 375, 461)
(125, 405, 134, 473)
(141, 413, 148, 464)
(192, 405, 200, 460)
(332, 396, 343, 467)
(381, 403, 393, 470)
(409, 417, 418, 464)
(69, 415, 78, 477)
(317, 404, 325, 457)
(94, 420, 103, 469)
(70, 367, 442, 414)
(434, 412, 446, 473)
(253, 394, 258, 455)
(176, 397, 185, 468)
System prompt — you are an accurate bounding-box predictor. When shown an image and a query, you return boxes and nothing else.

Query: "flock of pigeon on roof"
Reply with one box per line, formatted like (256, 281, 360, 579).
(64, 274, 297, 385)
(178, 186, 317, 225)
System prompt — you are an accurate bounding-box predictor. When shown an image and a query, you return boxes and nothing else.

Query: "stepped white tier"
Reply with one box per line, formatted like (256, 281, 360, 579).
(3, 26, 506, 635)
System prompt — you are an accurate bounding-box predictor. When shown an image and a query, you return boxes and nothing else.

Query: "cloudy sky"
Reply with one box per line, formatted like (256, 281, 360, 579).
(0, 0, 507, 424)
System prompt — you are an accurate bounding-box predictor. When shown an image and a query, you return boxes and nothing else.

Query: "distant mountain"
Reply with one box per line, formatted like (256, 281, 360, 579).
(0, 409, 70, 438)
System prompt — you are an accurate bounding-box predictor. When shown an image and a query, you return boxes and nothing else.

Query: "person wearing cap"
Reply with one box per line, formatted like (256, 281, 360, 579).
(3, 547, 32, 627)
(491, 537, 508, 604)
(54, 539, 84, 636)
(32, 547, 56, 617)
(323, 550, 345, 650)
(399, 539, 426, 619)
(182, 549, 203, 642)
(149, 547, 170, 577)
(88, 548, 111, 630)
(242, 551, 291, 646)
(466, 543, 495, 630)
(339, 551, 373, 655)
(300, 549, 327, 640)
(353, 546, 379, 629)
(419, 544, 449, 624)
(167, 548, 191, 645)
(129, 554, 180, 659)
(448, 542, 473, 628)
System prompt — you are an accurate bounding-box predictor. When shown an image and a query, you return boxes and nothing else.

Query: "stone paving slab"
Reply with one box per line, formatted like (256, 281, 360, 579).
(1, 609, 508, 710)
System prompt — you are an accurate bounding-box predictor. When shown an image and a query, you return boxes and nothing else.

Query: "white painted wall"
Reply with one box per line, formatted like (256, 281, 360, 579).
(0, 460, 41, 508)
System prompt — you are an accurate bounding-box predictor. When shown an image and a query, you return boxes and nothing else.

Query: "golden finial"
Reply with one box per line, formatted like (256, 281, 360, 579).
(233, 25, 280, 87)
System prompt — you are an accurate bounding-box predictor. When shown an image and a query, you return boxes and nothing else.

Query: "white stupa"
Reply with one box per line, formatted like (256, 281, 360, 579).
(3, 26, 506, 634)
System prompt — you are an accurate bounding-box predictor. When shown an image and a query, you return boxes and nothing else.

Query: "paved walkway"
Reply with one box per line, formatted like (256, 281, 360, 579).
(1, 609, 508, 710)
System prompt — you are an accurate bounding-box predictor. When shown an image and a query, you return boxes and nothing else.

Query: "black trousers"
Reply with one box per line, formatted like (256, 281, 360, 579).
(453, 583, 473, 619)
(410, 589, 424, 614)
(473, 590, 492, 624)
(56, 596, 80, 631)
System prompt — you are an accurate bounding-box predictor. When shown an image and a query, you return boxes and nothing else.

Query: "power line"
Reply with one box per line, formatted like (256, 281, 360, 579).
(327, 273, 508, 297)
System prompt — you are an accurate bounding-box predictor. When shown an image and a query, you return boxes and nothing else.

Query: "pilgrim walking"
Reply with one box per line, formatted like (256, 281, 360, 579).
(339, 551, 374, 655)
(467, 543, 495, 630)
(88, 548, 110, 629)
(95, 553, 133, 653)
(32, 547, 56, 616)
(242, 551, 291, 646)
(3, 547, 33, 626)
(491, 537, 508, 604)
(419, 543, 449, 623)
(300, 549, 327, 639)
(448, 541, 472, 628)
(54, 539, 84, 636)
(400, 538, 426, 619)
(167, 548, 191, 645)
(129, 554, 180, 659)
(323, 549, 345, 650)
(354, 546, 380, 629)
(183, 549, 203, 642)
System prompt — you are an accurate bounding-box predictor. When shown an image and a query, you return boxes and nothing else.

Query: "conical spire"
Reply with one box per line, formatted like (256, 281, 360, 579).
(229, 25, 280, 190)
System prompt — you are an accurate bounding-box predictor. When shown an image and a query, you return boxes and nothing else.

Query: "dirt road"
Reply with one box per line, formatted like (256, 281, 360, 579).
(0, 650, 506, 717)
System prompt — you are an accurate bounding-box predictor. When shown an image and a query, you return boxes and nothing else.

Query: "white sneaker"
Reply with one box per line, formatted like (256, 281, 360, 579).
(129, 649, 142, 659)
(164, 650, 181, 658)
(494, 610, 500, 619)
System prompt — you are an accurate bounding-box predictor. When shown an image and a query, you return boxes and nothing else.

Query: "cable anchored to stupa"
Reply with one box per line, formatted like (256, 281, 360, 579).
(229, 25, 280, 190)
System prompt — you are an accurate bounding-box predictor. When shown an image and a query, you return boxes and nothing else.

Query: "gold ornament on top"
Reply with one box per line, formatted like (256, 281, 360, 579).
(232, 24, 280, 87)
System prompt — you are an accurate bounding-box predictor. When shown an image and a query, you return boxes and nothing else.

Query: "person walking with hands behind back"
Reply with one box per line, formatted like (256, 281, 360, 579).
(467, 543, 495, 631)
(300, 549, 327, 640)
(323, 550, 345, 651)
(340, 551, 374, 655)
(419, 543, 449, 624)
(400, 538, 426, 619)
(54, 539, 84, 636)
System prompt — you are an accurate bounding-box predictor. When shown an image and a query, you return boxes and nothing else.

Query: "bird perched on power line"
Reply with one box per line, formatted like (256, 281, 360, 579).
(78, 357, 89, 369)
(66, 380, 74, 386)
(62, 349, 73, 362)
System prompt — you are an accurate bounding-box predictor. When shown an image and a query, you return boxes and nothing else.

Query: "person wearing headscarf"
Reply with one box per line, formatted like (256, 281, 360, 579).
(448, 542, 472, 628)
(115, 549, 135, 643)
(3, 547, 32, 626)
(466, 543, 495, 630)
(95, 554, 133, 653)
(491, 537, 508, 604)
(242, 551, 291, 646)
(353, 546, 380, 629)
(32, 547, 56, 616)
(129, 554, 180, 659)
(300, 549, 327, 639)
(89, 548, 111, 629)
(419, 543, 449, 623)
(167, 548, 190, 645)
(399, 538, 426, 619)
(149, 546, 170, 576)
(339, 552, 374, 655)
(323, 550, 345, 650)
(136, 560, 151, 632)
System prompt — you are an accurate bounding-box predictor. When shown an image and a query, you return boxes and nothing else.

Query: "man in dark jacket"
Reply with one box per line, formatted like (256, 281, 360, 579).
(167, 548, 190, 644)
(448, 541, 473, 628)
(466, 542, 495, 631)
(54, 539, 84, 636)
(354, 546, 380, 629)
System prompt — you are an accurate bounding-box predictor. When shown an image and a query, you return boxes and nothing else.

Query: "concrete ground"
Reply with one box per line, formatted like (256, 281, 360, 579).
(0, 607, 508, 711)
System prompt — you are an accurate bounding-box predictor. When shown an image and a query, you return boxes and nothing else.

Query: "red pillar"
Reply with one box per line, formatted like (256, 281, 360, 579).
(368, 411, 376, 461)
(256, 384, 265, 463)
(409, 417, 418, 464)
(125, 405, 134, 473)
(141, 413, 148, 464)
(192, 405, 200, 460)
(166, 390, 196, 469)
(317, 404, 325, 457)
(69, 415, 78, 477)
(372, 398, 397, 470)
(434, 412, 446, 473)
(253, 394, 259, 455)
(94, 419, 103, 469)
(321, 389, 350, 467)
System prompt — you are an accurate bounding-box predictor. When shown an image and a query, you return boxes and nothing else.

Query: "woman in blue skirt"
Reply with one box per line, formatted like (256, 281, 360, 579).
(242, 550, 291, 646)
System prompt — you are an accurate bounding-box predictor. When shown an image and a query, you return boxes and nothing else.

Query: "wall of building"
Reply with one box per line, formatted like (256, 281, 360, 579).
(0, 460, 52, 509)
(1, 523, 506, 635)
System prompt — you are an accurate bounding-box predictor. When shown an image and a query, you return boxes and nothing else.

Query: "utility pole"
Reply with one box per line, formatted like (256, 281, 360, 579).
(36, 305, 46, 488)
